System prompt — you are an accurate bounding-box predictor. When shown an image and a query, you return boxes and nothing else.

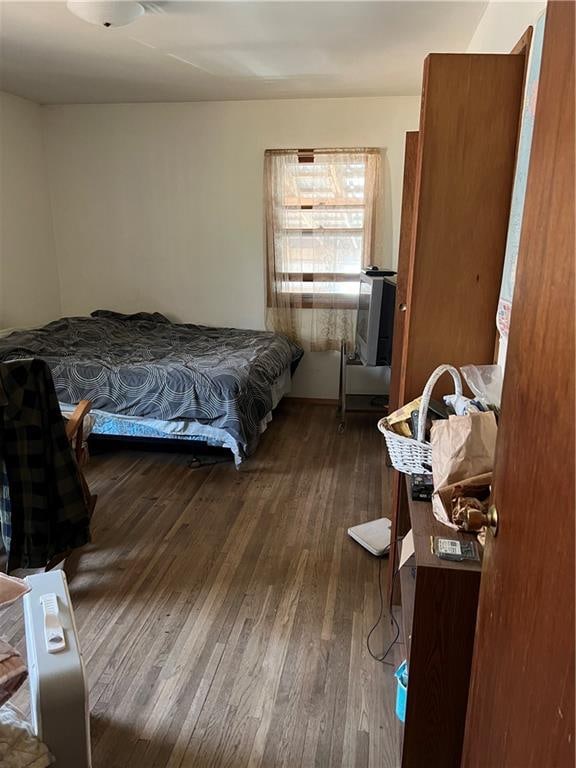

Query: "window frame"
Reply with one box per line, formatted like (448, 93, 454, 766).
(265, 148, 378, 310)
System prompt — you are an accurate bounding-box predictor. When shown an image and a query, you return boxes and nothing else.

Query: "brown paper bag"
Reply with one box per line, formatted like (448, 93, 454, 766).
(430, 412, 497, 527)
(435, 472, 492, 529)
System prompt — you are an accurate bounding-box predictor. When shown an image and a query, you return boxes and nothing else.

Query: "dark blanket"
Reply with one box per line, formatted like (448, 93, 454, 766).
(0, 312, 303, 457)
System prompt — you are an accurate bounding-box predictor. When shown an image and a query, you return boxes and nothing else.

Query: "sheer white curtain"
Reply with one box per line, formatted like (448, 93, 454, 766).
(265, 148, 382, 351)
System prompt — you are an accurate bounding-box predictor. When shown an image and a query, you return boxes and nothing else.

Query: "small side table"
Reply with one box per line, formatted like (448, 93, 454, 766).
(337, 340, 389, 432)
(398, 477, 482, 768)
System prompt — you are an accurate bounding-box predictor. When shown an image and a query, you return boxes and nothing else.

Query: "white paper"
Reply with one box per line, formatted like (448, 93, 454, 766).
(399, 529, 415, 568)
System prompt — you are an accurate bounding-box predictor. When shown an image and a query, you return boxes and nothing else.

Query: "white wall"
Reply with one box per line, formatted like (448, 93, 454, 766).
(43, 96, 420, 397)
(2, 0, 542, 394)
(0, 91, 61, 329)
(468, 0, 545, 375)
(467, 1, 545, 53)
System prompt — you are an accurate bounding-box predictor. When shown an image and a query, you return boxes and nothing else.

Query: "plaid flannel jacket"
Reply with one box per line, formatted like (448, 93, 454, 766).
(0, 359, 90, 571)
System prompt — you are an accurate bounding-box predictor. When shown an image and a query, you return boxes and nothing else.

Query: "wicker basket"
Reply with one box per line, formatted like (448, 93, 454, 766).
(378, 364, 463, 475)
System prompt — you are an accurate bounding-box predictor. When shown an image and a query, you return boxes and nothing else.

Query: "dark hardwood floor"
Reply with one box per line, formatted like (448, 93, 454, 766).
(0, 401, 402, 768)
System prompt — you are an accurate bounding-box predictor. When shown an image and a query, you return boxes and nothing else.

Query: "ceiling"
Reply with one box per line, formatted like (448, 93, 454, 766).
(0, 1, 494, 104)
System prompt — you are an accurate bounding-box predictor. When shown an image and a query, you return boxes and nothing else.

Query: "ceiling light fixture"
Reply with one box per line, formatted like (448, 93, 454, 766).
(66, 1, 145, 28)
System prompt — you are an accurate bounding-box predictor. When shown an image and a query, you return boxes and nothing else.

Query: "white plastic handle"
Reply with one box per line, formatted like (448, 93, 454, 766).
(40, 593, 66, 653)
(417, 365, 463, 443)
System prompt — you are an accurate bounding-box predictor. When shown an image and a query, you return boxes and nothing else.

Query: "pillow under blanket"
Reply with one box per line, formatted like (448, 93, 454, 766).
(90, 309, 171, 323)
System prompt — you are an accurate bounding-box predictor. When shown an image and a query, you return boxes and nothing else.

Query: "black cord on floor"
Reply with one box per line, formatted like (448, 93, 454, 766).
(188, 454, 232, 469)
(366, 537, 404, 666)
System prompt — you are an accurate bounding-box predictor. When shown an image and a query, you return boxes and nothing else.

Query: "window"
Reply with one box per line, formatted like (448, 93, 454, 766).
(265, 148, 381, 314)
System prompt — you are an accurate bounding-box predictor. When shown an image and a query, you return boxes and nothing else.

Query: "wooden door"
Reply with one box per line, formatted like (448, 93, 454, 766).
(403, 53, 525, 401)
(388, 131, 419, 417)
(388, 131, 418, 598)
(463, 3, 575, 766)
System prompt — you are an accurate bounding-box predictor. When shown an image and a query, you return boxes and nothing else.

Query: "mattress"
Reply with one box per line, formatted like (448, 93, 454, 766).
(0, 311, 303, 461)
(59, 367, 292, 466)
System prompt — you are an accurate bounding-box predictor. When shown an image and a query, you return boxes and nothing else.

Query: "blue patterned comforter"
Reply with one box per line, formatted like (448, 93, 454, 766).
(0, 311, 303, 458)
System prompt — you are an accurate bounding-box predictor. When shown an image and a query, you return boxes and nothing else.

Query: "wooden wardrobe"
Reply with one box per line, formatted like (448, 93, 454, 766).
(387, 52, 527, 599)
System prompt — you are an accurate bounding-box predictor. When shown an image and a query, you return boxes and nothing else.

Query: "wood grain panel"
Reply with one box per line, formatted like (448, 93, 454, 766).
(399, 483, 482, 768)
(0, 402, 403, 768)
(405, 53, 525, 401)
(463, 3, 575, 765)
(403, 567, 480, 768)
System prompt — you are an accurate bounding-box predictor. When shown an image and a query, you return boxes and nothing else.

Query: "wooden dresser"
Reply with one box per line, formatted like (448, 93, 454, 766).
(399, 479, 482, 768)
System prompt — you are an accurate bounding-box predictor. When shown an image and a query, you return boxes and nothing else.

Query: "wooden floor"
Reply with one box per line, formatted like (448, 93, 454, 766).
(1, 401, 402, 768)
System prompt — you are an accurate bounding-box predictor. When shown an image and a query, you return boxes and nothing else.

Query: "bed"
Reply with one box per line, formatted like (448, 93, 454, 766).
(0, 311, 303, 465)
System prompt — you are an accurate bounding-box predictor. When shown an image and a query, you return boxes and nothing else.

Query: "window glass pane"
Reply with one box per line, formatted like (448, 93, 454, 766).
(282, 159, 367, 206)
(272, 150, 372, 296)
(283, 233, 363, 274)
